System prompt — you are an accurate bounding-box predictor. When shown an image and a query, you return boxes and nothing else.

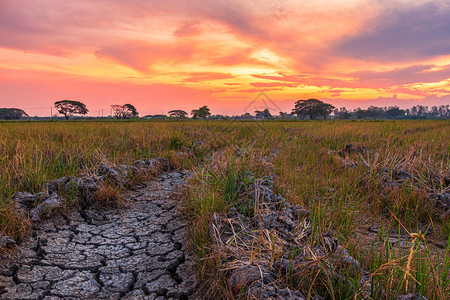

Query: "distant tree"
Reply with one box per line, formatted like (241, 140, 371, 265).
(292, 99, 334, 120)
(55, 100, 88, 120)
(123, 104, 138, 118)
(191, 105, 211, 119)
(111, 105, 127, 119)
(0, 108, 29, 120)
(342, 111, 352, 119)
(334, 107, 352, 119)
(168, 110, 188, 118)
(255, 109, 272, 119)
(366, 106, 383, 118)
(111, 104, 138, 119)
(416, 105, 428, 117)
(438, 105, 450, 118)
(355, 108, 367, 119)
(385, 106, 405, 119)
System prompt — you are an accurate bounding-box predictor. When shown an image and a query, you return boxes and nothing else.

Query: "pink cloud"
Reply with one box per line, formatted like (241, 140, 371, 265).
(182, 72, 235, 82)
(95, 40, 198, 72)
(250, 82, 298, 88)
(173, 20, 203, 37)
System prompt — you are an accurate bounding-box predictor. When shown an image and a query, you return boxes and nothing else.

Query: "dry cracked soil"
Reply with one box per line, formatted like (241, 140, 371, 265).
(0, 171, 197, 300)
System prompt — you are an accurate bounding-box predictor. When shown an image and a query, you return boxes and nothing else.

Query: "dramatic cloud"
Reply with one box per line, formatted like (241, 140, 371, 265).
(337, 1, 450, 62)
(0, 0, 449, 115)
(182, 73, 235, 83)
(349, 65, 450, 87)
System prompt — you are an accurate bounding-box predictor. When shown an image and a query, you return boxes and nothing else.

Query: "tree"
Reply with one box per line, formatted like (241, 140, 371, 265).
(191, 105, 211, 119)
(334, 107, 352, 119)
(385, 106, 405, 119)
(111, 105, 127, 119)
(123, 104, 138, 118)
(292, 99, 334, 120)
(366, 106, 383, 118)
(0, 108, 29, 120)
(255, 109, 272, 119)
(168, 110, 188, 118)
(111, 104, 138, 119)
(355, 108, 367, 119)
(55, 100, 88, 120)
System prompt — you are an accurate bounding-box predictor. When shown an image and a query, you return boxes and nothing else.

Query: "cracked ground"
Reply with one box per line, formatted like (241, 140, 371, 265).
(0, 171, 197, 300)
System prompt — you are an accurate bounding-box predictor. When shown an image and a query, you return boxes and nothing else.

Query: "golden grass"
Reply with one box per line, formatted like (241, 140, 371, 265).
(0, 119, 449, 299)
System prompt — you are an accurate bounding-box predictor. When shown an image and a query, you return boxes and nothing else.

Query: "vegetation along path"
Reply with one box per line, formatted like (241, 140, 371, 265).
(0, 171, 197, 299)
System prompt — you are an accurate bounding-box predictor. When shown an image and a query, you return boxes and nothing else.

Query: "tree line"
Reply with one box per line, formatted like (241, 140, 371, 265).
(333, 104, 450, 119)
(1, 99, 449, 120)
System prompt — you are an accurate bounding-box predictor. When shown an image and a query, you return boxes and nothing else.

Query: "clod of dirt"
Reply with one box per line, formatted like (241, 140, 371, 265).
(0, 236, 16, 248)
(249, 285, 307, 300)
(397, 293, 429, 300)
(98, 163, 125, 185)
(431, 192, 450, 212)
(29, 193, 63, 222)
(10, 192, 36, 210)
(228, 264, 275, 292)
(47, 176, 78, 194)
(337, 144, 371, 156)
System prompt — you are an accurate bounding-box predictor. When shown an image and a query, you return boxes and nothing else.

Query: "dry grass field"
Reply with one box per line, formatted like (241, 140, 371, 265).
(1, 120, 449, 299)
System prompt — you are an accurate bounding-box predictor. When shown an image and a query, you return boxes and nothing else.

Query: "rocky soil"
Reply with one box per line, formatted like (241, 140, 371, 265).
(209, 175, 364, 300)
(0, 171, 197, 300)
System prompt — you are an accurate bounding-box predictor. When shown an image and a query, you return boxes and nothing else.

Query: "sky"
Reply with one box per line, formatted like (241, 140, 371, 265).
(0, 0, 449, 117)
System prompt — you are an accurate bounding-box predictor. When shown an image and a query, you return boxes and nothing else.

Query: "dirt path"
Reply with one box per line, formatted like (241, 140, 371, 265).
(0, 171, 197, 300)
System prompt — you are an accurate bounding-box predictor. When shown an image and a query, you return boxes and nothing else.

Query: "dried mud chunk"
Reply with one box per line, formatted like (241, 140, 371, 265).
(77, 176, 102, 203)
(0, 283, 34, 299)
(29, 193, 63, 222)
(98, 163, 123, 184)
(11, 192, 36, 209)
(248, 285, 306, 300)
(50, 271, 101, 297)
(47, 176, 78, 194)
(397, 293, 428, 300)
(338, 144, 371, 156)
(99, 272, 134, 293)
(143, 274, 176, 296)
(228, 264, 275, 293)
(0, 235, 16, 248)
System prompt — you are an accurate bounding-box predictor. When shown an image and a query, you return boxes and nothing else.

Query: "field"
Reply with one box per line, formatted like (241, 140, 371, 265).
(1, 120, 449, 299)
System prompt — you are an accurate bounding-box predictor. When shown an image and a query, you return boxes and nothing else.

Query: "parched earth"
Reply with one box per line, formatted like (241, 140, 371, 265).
(0, 171, 197, 300)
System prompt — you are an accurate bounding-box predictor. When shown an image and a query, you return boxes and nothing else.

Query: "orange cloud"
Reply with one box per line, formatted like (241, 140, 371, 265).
(0, 0, 449, 115)
(182, 72, 235, 82)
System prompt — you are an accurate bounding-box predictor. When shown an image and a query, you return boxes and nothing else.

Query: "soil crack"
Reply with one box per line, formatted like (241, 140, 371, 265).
(0, 171, 197, 299)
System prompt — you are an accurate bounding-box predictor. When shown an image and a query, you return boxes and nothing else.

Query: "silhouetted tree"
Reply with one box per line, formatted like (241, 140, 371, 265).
(0, 108, 29, 120)
(54, 100, 88, 120)
(366, 106, 383, 118)
(191, 106, 211, 119)
(111, 104, 138, 119)
(168, 110, 188, 118)
(355, 108, 366, 119)
(385, 106, 405, 119)
(111, 105, 126, 119)
(292, 99, 334, 120)
(123, 104, 138, 118)
(255, 109, 272, 119)
(334, 107, 352, 119)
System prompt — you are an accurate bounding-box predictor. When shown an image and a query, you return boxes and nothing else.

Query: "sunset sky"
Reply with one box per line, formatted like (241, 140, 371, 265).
(0, 0, 449, 116)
